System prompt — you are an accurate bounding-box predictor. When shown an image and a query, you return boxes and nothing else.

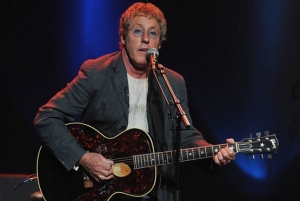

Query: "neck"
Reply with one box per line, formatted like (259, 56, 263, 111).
(122, 49, 149, 79)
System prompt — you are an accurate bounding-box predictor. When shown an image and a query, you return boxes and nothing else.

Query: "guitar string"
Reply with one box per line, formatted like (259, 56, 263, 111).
(106, 143, 241, 167)
(110, 141, 272, 167)
(86, 137, 269, 167)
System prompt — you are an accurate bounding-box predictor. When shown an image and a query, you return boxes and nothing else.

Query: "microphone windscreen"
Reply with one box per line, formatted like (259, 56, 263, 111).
(146, 48, 159, 58)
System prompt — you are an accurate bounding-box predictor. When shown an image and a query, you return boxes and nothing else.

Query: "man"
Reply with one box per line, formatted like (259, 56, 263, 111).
(34, 2, 235, 201)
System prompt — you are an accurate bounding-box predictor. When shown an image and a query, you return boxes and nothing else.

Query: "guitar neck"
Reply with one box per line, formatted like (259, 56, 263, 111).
(133, 132, 279, 169)
(133, 143, 235, 169)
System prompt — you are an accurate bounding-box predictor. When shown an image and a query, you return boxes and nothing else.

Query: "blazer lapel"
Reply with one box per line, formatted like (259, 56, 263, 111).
(112, 53, 129, 123)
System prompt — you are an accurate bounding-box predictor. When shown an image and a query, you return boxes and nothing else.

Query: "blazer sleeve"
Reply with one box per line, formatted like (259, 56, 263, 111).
(33, 60, 97, 170)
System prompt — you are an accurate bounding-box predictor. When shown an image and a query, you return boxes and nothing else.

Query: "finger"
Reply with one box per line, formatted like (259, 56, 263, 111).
(225, 147, 236, 159)
(213, 152, 224, 165)
(216, 157, 226, 165)
(99, 155, 114, 164)
(226, 138, 235, 144)
(218, 148, 230, 160)
(219, 153, 225, 162)
(219, 149, 233, 164)
(213, 157, 222, 166)
(97, 173, 114, 181)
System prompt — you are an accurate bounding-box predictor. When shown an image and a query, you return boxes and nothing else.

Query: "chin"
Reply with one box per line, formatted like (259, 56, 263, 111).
(135, 60, 148, 68)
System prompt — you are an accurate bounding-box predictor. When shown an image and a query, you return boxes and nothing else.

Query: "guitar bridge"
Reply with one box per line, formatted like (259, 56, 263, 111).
(83, 172, 93, 188)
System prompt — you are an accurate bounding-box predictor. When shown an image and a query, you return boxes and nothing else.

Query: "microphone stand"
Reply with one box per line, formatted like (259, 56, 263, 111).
(151, 63, 190, 201)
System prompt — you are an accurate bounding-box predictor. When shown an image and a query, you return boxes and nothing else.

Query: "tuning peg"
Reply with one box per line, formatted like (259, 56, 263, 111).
(260, 154, 264, 159)
(256, 132, 261, 139)
(250, 133, 254, 159)
(264, 131, 269, 137)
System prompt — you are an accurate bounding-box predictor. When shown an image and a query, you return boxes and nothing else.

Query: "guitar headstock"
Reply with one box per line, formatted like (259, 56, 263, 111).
(237, 131, 279, 159)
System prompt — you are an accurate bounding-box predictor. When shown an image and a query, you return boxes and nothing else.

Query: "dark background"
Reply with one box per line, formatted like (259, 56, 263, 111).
(1, 0, 299, 200)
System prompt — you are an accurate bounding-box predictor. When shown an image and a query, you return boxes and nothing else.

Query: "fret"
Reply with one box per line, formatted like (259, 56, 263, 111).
(133, 156, 137, 169)
(158, 152, 162, 165)
(198, 147, 204, 158)
(185, 149, 189, 161)
(186, 150, 188, 160)
(141, 154, 144, 168)
(135, 155, 138, 168)
(161, 152, 166, 164)
(145, 154, 149, 167)
(205, 147, 209, 157)
(142, 154, 145, 168)
(160, 152, 164, 164)
(190, 148, 194, 159)
(181, 149, 185, 161)
(194, 148, 199, 159)
(165, 152, 169, 163)
(214, 145, 219, 153)
(236, 143, 241, 152)
(136, 155, 141, 169)
(230, 144, 236, 152)
(144, 154, 148, 167)
(141, 155, 145, 168)
(165, 151, 168, 164)
(198, 147, 205, 158)
(168, 151, 174, 164)
(192, 148, 195, 159)
(180, 149, 183, 162)
(151, 153, 155, 166)
(142, 155, 145, 167)
(166, 151, 172, 164)
(155, 153, 159, 165)
(163, 152, 168, 164)
(206, 147, 210, 157)
(186, 149, 193, 161)
(197, 147, 201, 158)
(163, 152, 166, 164)
(139, 155, 142, 168)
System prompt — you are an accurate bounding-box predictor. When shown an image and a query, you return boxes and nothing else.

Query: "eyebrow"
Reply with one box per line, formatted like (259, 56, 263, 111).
(131, 23, 159, 30)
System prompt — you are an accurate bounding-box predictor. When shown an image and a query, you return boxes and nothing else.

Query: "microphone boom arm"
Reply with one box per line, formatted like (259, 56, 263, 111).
(156, 64, 191, 128)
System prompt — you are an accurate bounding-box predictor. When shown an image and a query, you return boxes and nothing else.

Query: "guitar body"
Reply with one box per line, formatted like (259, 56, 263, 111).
(37, 123, 157, 201)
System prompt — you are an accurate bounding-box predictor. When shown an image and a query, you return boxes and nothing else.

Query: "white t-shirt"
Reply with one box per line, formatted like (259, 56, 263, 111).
(126, 74, 149, 132)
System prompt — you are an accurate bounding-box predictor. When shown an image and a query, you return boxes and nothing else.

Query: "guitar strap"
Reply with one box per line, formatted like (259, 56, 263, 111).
(147, 70, 167, 152)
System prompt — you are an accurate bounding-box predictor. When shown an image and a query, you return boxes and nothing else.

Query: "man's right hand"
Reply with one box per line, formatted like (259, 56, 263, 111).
(78, 152, 114, 182)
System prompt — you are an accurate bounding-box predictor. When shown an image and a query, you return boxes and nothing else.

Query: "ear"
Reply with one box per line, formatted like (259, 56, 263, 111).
(120, 35, 125, 45)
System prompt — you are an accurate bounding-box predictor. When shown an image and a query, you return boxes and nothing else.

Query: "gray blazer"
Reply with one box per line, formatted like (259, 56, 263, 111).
(34, 51, 207, 171)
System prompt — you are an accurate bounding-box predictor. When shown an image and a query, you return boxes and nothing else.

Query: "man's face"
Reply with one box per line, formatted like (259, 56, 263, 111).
(121, 16, 161, 70)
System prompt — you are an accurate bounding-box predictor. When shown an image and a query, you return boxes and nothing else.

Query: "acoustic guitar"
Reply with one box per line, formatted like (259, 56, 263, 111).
(36, 122, 279, 201)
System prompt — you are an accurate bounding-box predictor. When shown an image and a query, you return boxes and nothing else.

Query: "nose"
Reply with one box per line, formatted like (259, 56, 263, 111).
(141, 32, 149, 43)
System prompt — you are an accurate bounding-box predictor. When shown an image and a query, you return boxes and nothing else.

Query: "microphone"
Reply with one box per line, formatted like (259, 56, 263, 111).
(147, 48, 159, 70)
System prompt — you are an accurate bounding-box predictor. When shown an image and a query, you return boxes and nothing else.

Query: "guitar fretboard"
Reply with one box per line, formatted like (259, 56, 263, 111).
(133, 144, 238, 169)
